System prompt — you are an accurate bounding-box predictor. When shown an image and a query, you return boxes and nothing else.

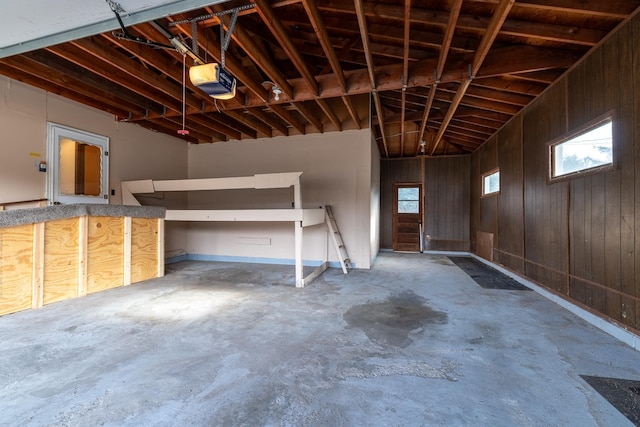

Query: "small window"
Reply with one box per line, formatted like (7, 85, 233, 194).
(397, 187, 419, 213)
(482, 169, 500, 196)
(550, 117, 613, 179)
(47, 123, 109, 205)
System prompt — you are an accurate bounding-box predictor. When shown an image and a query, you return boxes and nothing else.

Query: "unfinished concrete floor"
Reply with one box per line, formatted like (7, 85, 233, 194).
(1, 252, 639, 426)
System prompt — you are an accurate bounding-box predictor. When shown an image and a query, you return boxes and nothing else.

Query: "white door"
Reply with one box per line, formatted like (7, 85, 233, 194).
(47, 123, 109, 205)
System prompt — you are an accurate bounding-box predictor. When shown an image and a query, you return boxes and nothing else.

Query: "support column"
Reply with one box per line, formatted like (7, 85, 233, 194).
(293, 177, 303, 287)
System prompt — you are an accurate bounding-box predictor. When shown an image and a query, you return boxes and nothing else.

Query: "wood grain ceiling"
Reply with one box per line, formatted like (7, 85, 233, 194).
(1, 0, 638, 158)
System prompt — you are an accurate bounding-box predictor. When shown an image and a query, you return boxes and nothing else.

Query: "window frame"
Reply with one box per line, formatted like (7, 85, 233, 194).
(46, 122, 110, 205)
(481, 168, 500, 197)
(396, 185, 421, 214)
(547, 111, 616, 183)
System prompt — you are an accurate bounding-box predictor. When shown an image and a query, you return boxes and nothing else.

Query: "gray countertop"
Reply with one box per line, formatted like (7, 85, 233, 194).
(0, 204, 166, 228)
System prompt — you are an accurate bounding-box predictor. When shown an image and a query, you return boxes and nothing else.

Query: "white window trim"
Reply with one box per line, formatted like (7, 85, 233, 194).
(481, 168, 500, 197)
(46, 123, 109, 205)
(548, 111, 616, 182)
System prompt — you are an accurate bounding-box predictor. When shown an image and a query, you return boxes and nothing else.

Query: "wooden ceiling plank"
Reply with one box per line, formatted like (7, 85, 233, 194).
(188, 114, 241, 140)
(212, 110, 261, 139)
(246, 107, 289, 136)
(101, 31, 220, 112)
(254, 0, 320, 96)
(270, 104, 307, 134)
(399, 0, 411, 157)
(341, 95, 361, 129)
(9, 53, 152, 116)
(430, 0, 515, 155)
(161, 18, 269, 102)
(148, 118, 201, 143)
(507, 69, 564, 84)
(165, 115, 228, 141)
(0, 62, 132, 119)
(471, 76, 546, 96)
(111, 28, 252, 144)
(513, 0, 633, 19)
(354, 0, 389, 157)
(293, 102, 323, 132)
(416, 0, 463, 156)
(232, 45, 578, 109)
(319, 35, 360, 75)
(320, 1, 605, 46)
(435, 87, 520, 115)
(210, 5, 294, 99)
(47, 42, 182, 115)
(438, 83, 534, 107)
(71, 37, 204, 111)
(315, 99, 342, 130)
(302, 0, 348, 94)
(222, 109, 273, 138)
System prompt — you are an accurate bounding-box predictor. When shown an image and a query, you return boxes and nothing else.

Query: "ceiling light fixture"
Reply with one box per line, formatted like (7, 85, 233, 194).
(272, 85, 282, 101)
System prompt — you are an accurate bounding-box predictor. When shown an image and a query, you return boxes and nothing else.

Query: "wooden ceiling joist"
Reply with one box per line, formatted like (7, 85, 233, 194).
(1, 0, 635, 157)
(430, 0, 515, 155)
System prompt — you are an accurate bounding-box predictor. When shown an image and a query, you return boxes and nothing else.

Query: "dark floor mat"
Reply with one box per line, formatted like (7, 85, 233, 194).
(448, 256, 531, 290)
(581, 375, 640, 426)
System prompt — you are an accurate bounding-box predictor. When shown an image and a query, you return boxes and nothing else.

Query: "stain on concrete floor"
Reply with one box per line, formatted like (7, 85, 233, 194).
(343, 290, 448, 348)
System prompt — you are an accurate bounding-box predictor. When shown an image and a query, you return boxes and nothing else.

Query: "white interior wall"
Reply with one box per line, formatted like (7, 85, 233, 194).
(0, 75, 379, 266)
(186, 129, 375, 268)
(0, 75, 189, 255)
(369, 132, 381, 264)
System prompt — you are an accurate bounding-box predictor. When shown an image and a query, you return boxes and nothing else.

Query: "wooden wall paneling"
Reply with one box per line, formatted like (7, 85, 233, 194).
(451, 156, 471, 244)
(568, 51, 605, 129)
(423, 158, 435, 250)
(549, 179, 570, 293)
(446, 158, 458, 242)
(456, 156, 471, 247)
(569, 176, 586, 303)
(523, 79, 568, 292)
(43, 218, 79, 305)
(568, 28, 624, 320)
(496, 115, 524, 273)
(0, 224, 34, 315)
(423, 156, 470, 250)
(610, 18, 635, 329)
(602, 27, 625, 323)
(131, 217, 160, 283)
(87, 216, 124, 294)
(470, 151, 480, 253)
(633, 12, 640, 330)
(479, 135, 498, 241)
(380, 163, 393, 249)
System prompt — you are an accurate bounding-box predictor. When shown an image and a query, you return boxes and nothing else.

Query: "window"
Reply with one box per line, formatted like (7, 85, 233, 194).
(550, 116, 613, 179)
(47, 123, 109, 205)
(397, 187, 420, 213)
(482, 169, 500, 196)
